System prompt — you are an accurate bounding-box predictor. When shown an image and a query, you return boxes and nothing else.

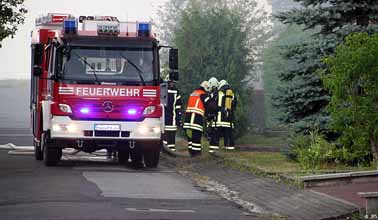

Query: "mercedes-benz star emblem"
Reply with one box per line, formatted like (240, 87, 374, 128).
(103, 101, 114, 113)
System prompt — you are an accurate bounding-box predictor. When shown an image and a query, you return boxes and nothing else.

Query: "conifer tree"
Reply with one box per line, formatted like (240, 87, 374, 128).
(273, 0, 378, 134)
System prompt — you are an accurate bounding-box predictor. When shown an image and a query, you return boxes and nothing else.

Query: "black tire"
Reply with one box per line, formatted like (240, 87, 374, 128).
(42, 132, 61, 166)
(143, 143, 161, 168)
(130, 145, 144, 169)
(118, 149, 130, 164)
(34, 140, 43, 161)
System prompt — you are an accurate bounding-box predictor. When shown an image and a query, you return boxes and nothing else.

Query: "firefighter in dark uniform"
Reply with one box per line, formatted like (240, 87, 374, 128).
(183, 81, 211, 157)
(207, 77, 220, 153)
(211, 80, 237, 151)
(163, 79, 182, 151)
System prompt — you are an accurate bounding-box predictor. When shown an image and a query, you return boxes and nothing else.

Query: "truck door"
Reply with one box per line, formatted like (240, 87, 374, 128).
(30, 44, 43, 137)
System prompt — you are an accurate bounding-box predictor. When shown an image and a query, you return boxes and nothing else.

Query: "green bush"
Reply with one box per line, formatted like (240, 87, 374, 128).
(290, 131, 341, 170)
(323, 32, 378, 164)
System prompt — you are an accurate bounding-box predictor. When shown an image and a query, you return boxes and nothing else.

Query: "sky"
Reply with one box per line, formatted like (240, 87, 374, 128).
(0, 0, 168, 79)
(0, 0, 270, 80)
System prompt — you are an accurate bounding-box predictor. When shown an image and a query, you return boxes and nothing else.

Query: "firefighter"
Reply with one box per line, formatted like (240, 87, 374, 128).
(208, 77, 219, 93)
(183, 81, 211, 157)
(211, 80, 237, 152)
(207, 77, 220, 153)
(163, 78, 182, 151)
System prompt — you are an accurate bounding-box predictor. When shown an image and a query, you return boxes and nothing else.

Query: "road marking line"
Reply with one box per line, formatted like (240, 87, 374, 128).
(125, 208, 195, 213)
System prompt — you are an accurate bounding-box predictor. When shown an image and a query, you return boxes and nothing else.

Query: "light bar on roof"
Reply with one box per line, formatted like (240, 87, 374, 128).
(63, 19, 77, 34)
(36, 13, 74, 26)
(137, 22, 151, 37)
(97, 22, 120, 36)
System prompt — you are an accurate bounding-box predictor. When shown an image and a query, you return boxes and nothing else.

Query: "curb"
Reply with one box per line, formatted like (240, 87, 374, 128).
(300, 171, 378, 188)
(210, 151, 301, 187)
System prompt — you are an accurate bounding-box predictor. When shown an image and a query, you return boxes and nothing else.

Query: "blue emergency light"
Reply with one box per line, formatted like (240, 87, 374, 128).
(63, 19, 77, 34)
(137, 22, 151, 37)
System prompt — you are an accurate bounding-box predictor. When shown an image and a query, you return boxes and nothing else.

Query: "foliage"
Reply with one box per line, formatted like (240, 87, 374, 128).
(273, 0, 378, 135)
(158, 0, 269, 137)
(291, 131, 341, 170)
(0, 0, 27, 47)
(288, 130, 373, 168)
(262, 24, 313, 128)
(323, 33, 378, 162)
(169, 0, 262, 138)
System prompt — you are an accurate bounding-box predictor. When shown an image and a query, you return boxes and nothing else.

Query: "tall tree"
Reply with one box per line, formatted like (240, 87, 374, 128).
(273, 0, 378, 134)
(262, 24, 314, 129)
(323, 33, 378, 162)
(173, 0, 254, 137)
(0, 0, 27, 47)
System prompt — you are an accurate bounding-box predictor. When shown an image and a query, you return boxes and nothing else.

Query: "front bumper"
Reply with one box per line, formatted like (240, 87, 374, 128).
(50, 116, 161, 140)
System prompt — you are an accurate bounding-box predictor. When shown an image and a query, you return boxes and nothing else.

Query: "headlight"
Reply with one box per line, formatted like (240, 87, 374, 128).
(152, 127, 161, 134)
(138, 125, 149, 134)
(52, 124, 77, 133)
(67, 124, 77, 133)
(59, 104, 72, 113)
(143, 106, 156, 115)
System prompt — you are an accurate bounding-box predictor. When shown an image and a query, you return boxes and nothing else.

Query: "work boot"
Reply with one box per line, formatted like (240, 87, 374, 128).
(224, 146, 235, 151)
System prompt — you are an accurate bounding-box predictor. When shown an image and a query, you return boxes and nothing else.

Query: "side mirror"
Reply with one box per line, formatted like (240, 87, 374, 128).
(32, 44, 43, 77)
(169, 70, 179, 81)
(169, 49, 178, 70)
(33, 66, 43, 77)
(169, 48, 179, 81)
(32, 44, 43, 66)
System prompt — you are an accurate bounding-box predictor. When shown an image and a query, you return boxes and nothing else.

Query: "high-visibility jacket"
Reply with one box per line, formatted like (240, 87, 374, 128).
(164, 85, 182, 131)
(185, 89, 206, 116)
(183, 88, 207, 132)
(216, 85, 236, 128)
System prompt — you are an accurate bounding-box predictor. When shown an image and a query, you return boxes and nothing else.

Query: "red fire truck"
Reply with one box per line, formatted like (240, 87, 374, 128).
(30, 13, 178, 167)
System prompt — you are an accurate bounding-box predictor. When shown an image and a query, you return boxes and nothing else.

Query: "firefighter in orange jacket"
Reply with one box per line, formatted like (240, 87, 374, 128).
(183, 81, 211, 157)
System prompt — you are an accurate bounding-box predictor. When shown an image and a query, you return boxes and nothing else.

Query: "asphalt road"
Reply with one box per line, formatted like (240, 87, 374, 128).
(0, 81, 264, 220)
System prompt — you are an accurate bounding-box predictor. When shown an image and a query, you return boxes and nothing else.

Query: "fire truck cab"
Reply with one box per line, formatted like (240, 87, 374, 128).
(30, 13, 178, 167)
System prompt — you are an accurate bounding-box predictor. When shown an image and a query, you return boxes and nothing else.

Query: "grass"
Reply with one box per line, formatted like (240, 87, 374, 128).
(219, 151, 378, 178)
(236, 132, 288, 147)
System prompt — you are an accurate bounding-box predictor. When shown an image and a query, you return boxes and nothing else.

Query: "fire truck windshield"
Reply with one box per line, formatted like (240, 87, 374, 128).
(59, 47, 155, 85)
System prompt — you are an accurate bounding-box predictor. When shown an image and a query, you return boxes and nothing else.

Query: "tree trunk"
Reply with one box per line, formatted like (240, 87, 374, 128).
(369, 135, 378, 162)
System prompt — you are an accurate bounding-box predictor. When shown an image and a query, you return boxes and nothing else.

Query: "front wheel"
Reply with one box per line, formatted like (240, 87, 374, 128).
(130, 145, 143, 169)
(42, 132, 62, 166)
(118, 148, 130, 164)
(143, 142, 161, 168)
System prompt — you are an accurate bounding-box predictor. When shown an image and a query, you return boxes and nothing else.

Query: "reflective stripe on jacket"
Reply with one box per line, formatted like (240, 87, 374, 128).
(185, 89, 206, 116)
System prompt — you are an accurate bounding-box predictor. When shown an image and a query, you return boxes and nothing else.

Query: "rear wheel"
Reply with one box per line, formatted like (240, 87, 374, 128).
(42, 132, 62, 166)
(34, 139, 43, 161)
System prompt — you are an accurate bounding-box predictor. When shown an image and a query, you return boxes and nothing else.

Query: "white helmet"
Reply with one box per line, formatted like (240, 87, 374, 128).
(218, 80, 228, 89)
(200, 81, 211, 92)
(208, 77, 219, 90)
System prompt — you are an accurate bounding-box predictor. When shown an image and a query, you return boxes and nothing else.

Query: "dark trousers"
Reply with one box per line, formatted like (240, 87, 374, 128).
(224, 127, 235, 150)
(163, 130, 176, 151)
(209, 127, 220, 152)
(210, 126, 235, 151)
(186, 129, 202, 157)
